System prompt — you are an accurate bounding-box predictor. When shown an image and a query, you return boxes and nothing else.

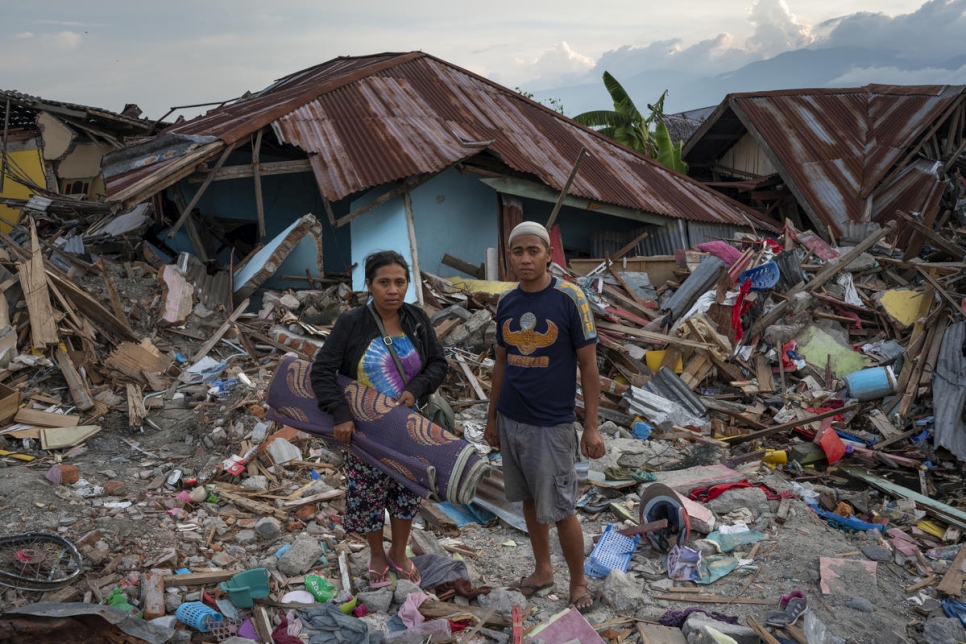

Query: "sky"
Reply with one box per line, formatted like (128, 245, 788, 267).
(0, 0, 959, 120)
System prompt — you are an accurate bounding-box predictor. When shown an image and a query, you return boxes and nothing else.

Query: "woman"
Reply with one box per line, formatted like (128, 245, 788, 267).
(310, 250, 448, 588)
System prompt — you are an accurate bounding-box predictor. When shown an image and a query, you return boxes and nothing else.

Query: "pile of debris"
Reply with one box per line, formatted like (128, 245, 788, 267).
(0, 206, 965, 644)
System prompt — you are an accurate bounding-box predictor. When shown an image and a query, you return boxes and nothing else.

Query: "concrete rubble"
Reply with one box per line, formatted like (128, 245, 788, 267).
(0, 203, 963, 644)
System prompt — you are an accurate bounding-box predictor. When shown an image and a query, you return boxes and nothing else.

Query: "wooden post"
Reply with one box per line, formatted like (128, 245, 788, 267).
(20, 218, 59, 349)
(168, 142, 237, 237)
(252, 129, 266, 238)
(546, 148, 588, 230)
(402, 192, 424, 306)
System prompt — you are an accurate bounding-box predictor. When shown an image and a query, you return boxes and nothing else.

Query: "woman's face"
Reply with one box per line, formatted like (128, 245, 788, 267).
(367, 263, 409, 313)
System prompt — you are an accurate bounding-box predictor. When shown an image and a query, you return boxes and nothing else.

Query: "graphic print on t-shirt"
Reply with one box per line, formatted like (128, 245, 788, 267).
(502, 311, 558, 362)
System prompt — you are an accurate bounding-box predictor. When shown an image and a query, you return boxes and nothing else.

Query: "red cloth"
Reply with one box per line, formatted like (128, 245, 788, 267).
(271, 614, 303, 644)
(688, 479, 795, 503)
(732, 278, 753, 343)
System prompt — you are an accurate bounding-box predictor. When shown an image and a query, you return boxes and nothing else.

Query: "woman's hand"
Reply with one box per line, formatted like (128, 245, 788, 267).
(395, 391, 417, 408)
(333, 421, 356, 445)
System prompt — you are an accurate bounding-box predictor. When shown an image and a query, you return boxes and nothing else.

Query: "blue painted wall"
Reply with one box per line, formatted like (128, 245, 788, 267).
(349, 186, 417, 301)
(516, 196, 639, 258)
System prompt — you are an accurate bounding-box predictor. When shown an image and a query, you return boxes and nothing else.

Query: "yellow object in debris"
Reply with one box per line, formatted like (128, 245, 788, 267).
(645, 350, 683, 374)
(917, 520, 946, 539)
(762, 449, 788, 466)
(0, 450, 35, 462)
(877, 289, 927, 327)
(445, 276, 516, 296)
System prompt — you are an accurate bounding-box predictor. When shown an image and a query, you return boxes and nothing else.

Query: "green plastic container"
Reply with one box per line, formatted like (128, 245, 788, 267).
(219, 568, 270, 608)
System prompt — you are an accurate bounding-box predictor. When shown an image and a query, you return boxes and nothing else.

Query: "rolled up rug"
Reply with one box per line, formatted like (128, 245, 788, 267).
(265, 356, 489, 505)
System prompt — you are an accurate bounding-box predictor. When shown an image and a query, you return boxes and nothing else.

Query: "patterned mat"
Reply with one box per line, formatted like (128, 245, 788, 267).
(266, 356, 490, 505)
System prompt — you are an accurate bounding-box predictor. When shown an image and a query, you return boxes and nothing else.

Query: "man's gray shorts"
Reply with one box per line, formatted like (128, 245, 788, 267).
(497, 412, 578, 525)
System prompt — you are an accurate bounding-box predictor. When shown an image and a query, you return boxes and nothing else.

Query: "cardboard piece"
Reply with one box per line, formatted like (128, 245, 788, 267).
(40, 425, 102, 450)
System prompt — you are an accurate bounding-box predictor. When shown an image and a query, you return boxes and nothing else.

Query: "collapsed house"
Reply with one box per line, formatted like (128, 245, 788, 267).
(101, 52, 779, 304)
(0, 90, 154, 231)
(684, 84, 966, 244)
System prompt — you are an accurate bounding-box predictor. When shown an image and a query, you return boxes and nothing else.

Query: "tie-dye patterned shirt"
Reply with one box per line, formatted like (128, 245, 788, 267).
(357, 334, 423, 398)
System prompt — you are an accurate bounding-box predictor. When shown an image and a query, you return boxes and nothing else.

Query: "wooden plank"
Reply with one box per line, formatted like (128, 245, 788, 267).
(216, 488, 288, 521)
(546, 148, 588, 230)
(456, 354, 487, 400)
(252, 128, 266, 238)
(936, 541, 966, 596)
(168, 142, 238, 237)
(402, 191, 423, 306)
(44, 265, 139, 344)
(197, 158, 313, 182)
(97, 261, 132, 331)
(14, 408, 80, 427)
(724, 404, 860, 445)
(419, 600, 510, 627)
(54, 347, 94, 411)
(19, 219, 59, 348)
(841, 466, 966, 531)
(637, 622, 688, 644)
(189, 298, 250, 363)
(419, 499, 460, 537)
(442, 253, 484, 279)
(126, 383, 145, 428)
(895, 209, 966, 261)
(755, 355, 775, 393)
(596, 321, 715, 350)
(653, 594, 776, 605)
(40, 425, 101, 450)
(335, 173, 437, 228)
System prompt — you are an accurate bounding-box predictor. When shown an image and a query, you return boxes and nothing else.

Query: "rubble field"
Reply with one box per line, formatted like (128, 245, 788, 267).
(0, 212, 965, 644)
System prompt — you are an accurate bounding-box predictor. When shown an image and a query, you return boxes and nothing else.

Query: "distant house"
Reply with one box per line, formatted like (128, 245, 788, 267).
(104, 52, 778, 302)
(684, 84, 966, 243)
(0, 90, 153, 231)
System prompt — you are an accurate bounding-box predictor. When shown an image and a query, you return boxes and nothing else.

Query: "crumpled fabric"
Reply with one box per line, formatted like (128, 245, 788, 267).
(659, 607, 739, 627)
(703, 529, 767, 553)
(398, 591, 429, 628)
(667, 544, 701, 581)
(272, 612, 303, 644)
(696, 241, 744, 266)
(696, 554, 740, 585)
(431, 578, 492, 601)
(688, 479, 796, 503)
(298, 602, 384, 644)
(409, 553, 469, 589)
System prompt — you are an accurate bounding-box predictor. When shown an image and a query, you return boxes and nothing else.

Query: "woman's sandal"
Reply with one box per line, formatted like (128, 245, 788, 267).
(367, 563, 392, 589)
(386, 552, 421, 586)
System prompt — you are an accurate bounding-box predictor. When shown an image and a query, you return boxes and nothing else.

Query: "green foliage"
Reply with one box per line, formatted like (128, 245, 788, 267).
(574, 73, 687, 173)
(514, 87, 566, 114)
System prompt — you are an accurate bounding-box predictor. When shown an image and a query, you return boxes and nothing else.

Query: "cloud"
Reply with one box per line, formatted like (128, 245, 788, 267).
(15, 32, 34, 39)
(514, 41, 595, 89)
(830, 62, 966, 85)
(746, 0, 814, 55)
(814, 0, 966, 62)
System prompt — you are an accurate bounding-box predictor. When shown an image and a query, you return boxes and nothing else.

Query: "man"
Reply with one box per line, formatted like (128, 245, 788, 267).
(484, 221, 605, 612)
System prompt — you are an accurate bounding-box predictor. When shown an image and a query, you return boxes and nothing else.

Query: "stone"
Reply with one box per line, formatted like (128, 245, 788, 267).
(393, 579, 422, 604)
(221, 638, 258, 644)
(860, 545, 892, 562)
(304, 480, 334, 496)
(45, 464, 79, 485)
(923, 616, 966, 644)
(255, 517, 282, 540)
(240, 476, 269, 492)
(683, 613, 758, 644)
(277, 294, 301, 310)
(601, 570, 643, 613)
(476, 588, 528, 616)
(103, 481, 126, 496)
(211, 552, 236, 567)
(846, 596, 874, 613)
(357, 586, 394, 613)
(277, 533, 323, 576)
(235, 530, 258, 545)
(707, 487, 770, 517)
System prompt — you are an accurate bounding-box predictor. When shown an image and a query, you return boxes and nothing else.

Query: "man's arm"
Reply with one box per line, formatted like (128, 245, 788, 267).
(576, 343, 605, 459)
(484, 345, 507, 448)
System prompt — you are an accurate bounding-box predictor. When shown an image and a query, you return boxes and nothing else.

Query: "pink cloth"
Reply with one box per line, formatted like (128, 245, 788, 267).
(398, 591, 429, 628)
(697, 241, 743, 266)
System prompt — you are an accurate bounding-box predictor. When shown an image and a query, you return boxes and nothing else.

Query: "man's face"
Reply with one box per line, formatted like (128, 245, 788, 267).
(508, 234, 552, 283)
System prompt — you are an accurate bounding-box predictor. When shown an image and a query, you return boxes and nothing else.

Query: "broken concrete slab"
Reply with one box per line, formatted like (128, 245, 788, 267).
(234, 214, 324, 299)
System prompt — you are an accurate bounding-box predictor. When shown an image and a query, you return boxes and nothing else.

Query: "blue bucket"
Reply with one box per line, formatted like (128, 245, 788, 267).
(843, 366, 896, 401)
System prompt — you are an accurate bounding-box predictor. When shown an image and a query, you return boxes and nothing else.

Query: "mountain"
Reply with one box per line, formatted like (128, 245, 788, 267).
(535, 46, 945, 117)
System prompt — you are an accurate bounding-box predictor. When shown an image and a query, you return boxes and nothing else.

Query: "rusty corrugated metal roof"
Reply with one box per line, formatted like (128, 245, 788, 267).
(684, 84, 964, 236)
(106, 52, 777, 231)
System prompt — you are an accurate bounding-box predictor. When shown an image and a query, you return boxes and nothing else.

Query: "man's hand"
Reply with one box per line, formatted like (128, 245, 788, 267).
(484, 416, 500, 449)
(395, 391, 417, 408)
(580, 424, 605, 460)
(334, 421, 356, 445)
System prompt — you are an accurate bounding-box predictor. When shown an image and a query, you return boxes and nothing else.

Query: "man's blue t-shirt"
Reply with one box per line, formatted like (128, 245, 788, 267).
(496, 276, 598, 426)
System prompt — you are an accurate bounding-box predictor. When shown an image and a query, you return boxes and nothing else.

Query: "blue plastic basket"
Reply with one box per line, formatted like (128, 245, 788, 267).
(584, 523, 640, 578)
(176, 602, 223, 632)
(738, 262, 780, 291)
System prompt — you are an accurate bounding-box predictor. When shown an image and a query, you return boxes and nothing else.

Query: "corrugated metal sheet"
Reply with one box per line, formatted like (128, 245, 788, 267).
(871, 159, 945, 227)
(685, 84, 964, 237)
(106, 53, 778, 231)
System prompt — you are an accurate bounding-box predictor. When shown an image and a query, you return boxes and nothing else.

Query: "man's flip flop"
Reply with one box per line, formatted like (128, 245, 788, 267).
(569, 591, 594, 613)
(508, 578, 554, 598)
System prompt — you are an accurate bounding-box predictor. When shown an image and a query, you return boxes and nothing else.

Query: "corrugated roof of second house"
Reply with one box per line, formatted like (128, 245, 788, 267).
(685, 84, 965, 235)
(107, 52, 777, 231)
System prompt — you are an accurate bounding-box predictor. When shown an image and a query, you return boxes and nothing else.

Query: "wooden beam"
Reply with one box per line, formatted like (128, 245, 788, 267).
(442, 253, 484, 278)
(97, 261, 132, 332)
(596, 320, 715, 350)
(322, 197, 337, 227)
(252, 129, 266, 238)
(335, 173, 436, 228)
(723, 403, 860, 445)
(189, 158, 313, 182)
(19, 219, 59, 348)
(168, 142, 237, 237)
(402, 192, 424, 306)
(894, 210, 966, 260)
(189, 298, 249, 364)
(546, 147, 588, 230)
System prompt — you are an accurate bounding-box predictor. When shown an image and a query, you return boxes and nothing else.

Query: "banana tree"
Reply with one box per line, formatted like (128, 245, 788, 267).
(574, 73, 687, 173)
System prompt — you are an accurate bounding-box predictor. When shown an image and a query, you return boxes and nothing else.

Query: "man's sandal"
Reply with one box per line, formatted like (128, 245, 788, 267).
(508, 577, 554, 598)
(569, 591, 595, 613)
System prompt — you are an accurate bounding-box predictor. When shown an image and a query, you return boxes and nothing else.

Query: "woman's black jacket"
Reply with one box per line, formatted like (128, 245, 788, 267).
(310, 302, 448, 426)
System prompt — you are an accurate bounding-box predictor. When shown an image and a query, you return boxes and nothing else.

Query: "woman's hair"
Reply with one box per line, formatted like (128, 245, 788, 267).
(364, 250, 411, 283)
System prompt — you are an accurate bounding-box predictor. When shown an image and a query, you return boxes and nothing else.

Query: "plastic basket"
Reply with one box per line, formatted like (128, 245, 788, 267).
(584, 523, 640, 579)
(738, 262, 780, 291)
(176, 602, 223, 632)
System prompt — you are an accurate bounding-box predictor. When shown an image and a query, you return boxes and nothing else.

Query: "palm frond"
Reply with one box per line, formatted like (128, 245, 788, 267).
(573, 110, 634, 129)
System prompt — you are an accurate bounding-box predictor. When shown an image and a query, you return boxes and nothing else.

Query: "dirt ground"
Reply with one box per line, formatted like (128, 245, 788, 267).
(0, 389, 946, 643)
